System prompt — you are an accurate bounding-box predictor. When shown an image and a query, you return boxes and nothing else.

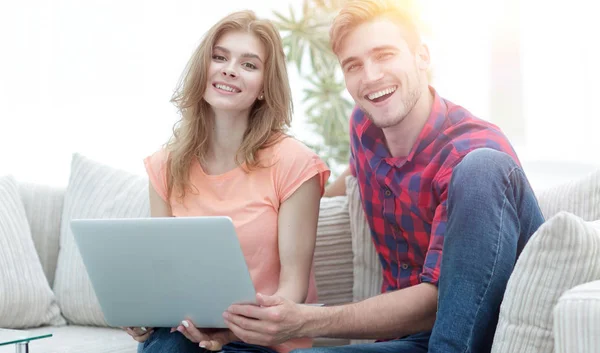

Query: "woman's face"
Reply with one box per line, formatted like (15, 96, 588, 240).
(203, 30, 266, 114)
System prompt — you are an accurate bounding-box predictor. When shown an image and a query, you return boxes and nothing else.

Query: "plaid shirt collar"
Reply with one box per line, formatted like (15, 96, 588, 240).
(354, 86, 449, 165)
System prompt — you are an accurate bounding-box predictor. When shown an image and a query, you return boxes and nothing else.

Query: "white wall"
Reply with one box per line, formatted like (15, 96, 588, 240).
(1, 0, 598, 188)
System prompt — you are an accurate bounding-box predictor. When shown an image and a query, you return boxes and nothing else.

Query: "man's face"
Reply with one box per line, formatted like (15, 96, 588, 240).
(338, 18, 427, 128)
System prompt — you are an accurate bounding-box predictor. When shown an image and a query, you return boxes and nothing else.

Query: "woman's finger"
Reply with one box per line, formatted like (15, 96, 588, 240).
(200, 340, 223, 351)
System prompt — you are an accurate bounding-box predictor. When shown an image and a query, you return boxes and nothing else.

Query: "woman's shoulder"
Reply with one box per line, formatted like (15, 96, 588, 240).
(260, 134, 316, 160)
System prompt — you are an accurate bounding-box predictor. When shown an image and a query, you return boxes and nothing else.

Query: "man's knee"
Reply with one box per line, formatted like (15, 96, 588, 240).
(455, 148, 516, 175)
(451, 148, 518, 187)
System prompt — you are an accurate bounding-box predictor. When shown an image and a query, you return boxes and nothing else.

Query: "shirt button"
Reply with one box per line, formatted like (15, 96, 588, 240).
(384, 188, 392, 196)
(401, 263, 409, 270)
(392, 224, 400, 232)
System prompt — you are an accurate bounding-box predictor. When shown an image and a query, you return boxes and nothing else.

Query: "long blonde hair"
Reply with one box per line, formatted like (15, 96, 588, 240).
(165, 10, 292, 200)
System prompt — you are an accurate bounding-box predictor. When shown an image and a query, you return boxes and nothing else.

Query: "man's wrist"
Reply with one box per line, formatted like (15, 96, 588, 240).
(298, 305, 332, 338)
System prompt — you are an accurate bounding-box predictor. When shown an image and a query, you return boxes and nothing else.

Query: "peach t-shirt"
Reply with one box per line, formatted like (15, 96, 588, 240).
(143, 136, 330, 353)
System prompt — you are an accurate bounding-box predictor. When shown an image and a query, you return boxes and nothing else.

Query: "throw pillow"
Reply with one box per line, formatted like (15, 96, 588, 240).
(491, 212, 600, 353)
(313, 196, 355, 306)
(553, 272, 600, 353)
(345, 175, 382, 302)
(536, 169, 600, 221)
(346, 175, 382, 345)
(0, 175, 66, 328)
(19, 182, 65, 287)
(52, 154, 150, 326)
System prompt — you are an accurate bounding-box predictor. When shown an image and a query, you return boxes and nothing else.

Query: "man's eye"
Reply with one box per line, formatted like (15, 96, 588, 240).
(346, 63, 361, 72)
(377, 52, 394, 60)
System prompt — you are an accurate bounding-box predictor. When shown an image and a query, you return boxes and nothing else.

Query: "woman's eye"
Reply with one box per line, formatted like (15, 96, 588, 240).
(243, 62, 257, 70)
(212, 55, 226, 61)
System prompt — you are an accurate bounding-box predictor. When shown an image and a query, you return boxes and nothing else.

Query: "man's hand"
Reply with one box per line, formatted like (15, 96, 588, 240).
(223, 293, 307, 346)
(174, 319, 238, 351)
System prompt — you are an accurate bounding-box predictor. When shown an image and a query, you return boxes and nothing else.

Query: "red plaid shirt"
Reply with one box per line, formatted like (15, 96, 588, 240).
(350, 87, 519, 293)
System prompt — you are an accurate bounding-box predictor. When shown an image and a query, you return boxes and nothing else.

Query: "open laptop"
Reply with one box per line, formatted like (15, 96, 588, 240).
(70, 216, 256, 328)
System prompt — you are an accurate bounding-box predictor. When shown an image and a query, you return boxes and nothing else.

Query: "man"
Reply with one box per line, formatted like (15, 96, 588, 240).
(221, 1, 545, 352)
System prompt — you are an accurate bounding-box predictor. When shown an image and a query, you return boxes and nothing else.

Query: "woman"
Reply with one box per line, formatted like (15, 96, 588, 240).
(126, 9, 330, 353)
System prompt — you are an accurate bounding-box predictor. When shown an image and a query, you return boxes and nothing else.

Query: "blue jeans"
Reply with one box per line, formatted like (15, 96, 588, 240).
(138, 328, 278, 353)
(293, 148, 545, 353)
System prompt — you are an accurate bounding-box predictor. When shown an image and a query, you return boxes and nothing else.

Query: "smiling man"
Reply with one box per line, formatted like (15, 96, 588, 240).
(222, 1, 545, 352)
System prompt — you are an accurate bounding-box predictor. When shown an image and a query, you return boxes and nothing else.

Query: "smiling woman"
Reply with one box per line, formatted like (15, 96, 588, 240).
(136, 8, 330, 353)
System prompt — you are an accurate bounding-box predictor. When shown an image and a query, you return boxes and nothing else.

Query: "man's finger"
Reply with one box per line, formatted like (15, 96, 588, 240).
(225, 319, 272, 346)
(224, 312, 269, 333)
(227, 304, 272, 320)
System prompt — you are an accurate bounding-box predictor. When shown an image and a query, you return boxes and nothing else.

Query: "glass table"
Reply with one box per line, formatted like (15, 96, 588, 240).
(0, 329, 52, 353)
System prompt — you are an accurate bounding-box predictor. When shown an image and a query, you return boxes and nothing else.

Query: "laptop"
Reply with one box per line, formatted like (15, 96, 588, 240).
(70, 216, 257, 328)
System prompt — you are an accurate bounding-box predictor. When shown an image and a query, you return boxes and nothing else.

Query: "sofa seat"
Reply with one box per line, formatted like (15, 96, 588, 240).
(0, 326, 136, 353)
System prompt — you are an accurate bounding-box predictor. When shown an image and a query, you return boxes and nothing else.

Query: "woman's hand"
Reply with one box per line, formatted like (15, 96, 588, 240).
(123, 327, 154, 343)
(175, 319, 238, 351)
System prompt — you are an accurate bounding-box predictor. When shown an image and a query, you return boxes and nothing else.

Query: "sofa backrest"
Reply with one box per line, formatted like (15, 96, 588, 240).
(16, 178, 358, 309)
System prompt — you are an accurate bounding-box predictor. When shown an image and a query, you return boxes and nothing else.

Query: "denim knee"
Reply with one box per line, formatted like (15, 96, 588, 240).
(452, 148, 519, 186)
(138, 328, 200, 353)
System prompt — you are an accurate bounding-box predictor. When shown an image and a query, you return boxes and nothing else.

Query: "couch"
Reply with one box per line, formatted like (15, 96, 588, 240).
(1, 153, 599, 353)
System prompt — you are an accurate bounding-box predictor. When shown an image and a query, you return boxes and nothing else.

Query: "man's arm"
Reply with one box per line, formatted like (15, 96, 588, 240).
(223, 282, 437, 345)
(323, 166, 352, 197)
(303, 282, 437, 339)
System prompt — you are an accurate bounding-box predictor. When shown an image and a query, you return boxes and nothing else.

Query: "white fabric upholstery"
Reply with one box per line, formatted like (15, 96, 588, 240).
(491, 213, 600, 353)
(346, 176, 382, 302)
(18, 182, 65, 287)
(536, 169, 600, 221)
(0, 326, 137, 353)
(554, 278, 600, 353)
(0, 175, 65, 328)
(313, 196, 354, 306)
(346, 176, 381, 345)
(52, 154, 150, 326)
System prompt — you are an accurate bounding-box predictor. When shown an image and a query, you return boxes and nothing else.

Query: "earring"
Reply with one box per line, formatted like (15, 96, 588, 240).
(258, 93, 264, 100)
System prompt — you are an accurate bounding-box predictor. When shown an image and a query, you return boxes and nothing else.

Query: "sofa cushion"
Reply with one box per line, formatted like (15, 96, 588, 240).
(0, 326, 137, 353)
(18, 182, 65, 287)
(345, 176, 382, 302)
(553, 278, 600, 353)
(491, 213, 600, 353)
(0, 175, 65, 328)
(536, 169, 600, 221)
(345, 175, 382, 345)
(52, 154, 150, 326)
(313, 196, 354, 306)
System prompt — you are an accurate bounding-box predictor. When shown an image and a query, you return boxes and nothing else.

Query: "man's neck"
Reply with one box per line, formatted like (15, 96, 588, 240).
(382, 88, 433, 158)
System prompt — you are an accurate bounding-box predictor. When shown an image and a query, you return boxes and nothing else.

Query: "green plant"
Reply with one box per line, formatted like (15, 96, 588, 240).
(272, 0, 353, 176)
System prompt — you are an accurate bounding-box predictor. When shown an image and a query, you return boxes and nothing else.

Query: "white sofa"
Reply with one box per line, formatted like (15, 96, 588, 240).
(1, 154, 599, 353)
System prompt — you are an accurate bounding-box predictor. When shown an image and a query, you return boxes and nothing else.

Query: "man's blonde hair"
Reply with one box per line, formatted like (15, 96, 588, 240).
(329, 0, 423, 55)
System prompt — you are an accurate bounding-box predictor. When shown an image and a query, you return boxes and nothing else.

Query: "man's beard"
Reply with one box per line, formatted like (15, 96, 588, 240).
(361, 78, 422, 129)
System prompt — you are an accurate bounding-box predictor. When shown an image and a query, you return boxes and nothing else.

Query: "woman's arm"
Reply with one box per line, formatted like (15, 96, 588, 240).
(149, 183, 173, 217)
(275, 175, 322, 303)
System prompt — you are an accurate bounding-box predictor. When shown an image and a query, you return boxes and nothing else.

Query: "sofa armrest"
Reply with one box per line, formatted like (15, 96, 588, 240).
(554, 279, 600, 353)
(18, 182, 65, 287)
